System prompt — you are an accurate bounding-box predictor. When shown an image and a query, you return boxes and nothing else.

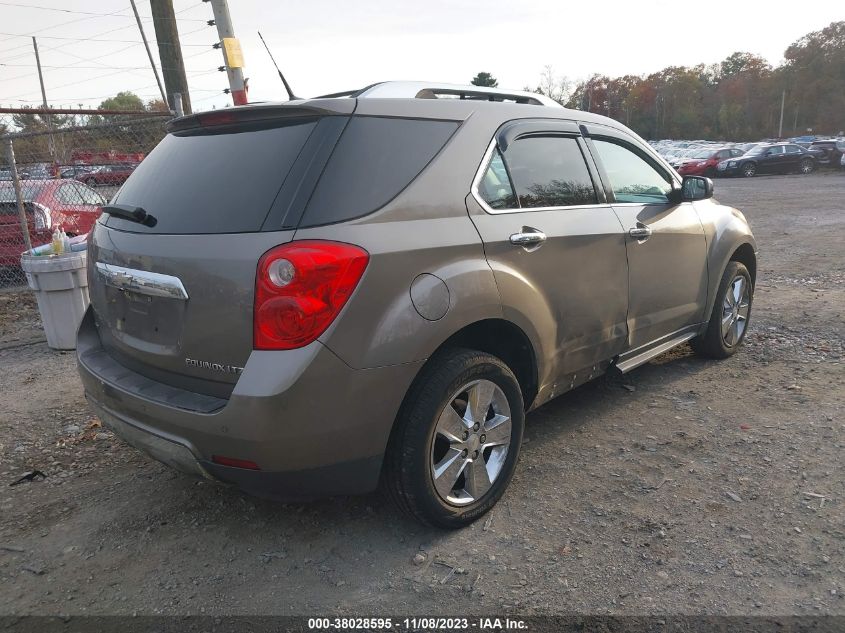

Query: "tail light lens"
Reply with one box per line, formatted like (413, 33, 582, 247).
(254, 240, 369, 350)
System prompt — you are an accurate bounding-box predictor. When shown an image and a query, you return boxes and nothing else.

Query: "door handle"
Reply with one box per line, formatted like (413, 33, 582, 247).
(629, 224, 652, 241)
(509, 227, 547, 249)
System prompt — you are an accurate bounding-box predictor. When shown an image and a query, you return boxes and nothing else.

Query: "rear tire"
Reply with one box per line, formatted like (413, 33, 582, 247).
(383, 348, 524, 529)
(691, 262, 753, 359)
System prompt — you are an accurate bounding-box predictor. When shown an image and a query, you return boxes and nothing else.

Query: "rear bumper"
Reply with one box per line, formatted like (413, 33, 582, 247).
(77, 307, 423, 498)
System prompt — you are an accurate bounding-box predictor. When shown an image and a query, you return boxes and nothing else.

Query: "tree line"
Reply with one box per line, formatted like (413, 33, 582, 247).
(2, 92, 168, 165)
(475, 20, 844, 141)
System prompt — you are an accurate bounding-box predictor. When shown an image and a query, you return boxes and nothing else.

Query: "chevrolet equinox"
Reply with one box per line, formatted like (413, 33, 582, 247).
(77, 82, 757, 528)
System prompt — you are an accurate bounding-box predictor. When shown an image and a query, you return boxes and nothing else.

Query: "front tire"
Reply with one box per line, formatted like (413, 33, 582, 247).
(742, 163, 756, 177)
(800, 159, 814, 174)
(383, 348, 525, 529)
(691, 261, 753, 359)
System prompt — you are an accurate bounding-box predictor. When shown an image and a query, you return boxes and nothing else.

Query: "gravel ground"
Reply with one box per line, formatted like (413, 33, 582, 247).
(0, 173, 843, 616)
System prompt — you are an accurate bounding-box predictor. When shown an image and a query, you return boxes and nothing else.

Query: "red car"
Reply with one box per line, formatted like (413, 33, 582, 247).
(677, 147, 744, 177)
(0, 179, 105, 266)
(75, 162, 138, 187)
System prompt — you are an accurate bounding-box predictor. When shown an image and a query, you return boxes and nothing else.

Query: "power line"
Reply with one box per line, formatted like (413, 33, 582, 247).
(0, 6, 133, 40)
(0, 1, 206, 21)
(2, 62, 218, 72)
(4, 67, 219, 100)
(0, 2, 133, 17)
(0, 32, 212, 46)
(0, 17, 214, 62)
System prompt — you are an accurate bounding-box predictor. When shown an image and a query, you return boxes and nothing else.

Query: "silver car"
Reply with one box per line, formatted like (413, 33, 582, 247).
(77, 82, 757, 528)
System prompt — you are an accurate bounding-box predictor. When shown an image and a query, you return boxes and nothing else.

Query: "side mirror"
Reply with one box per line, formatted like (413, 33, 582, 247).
(681, 175, 713, 201)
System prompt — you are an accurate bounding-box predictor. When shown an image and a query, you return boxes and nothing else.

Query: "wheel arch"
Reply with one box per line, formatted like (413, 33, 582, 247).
(730, 242, 757, 285)
(405, 318, 539, 414)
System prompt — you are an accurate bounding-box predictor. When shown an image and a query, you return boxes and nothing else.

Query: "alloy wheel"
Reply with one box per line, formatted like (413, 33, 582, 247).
(430, 379, 512, 506)
(743, 164, 755, 177)
(721, 275, 750, 347)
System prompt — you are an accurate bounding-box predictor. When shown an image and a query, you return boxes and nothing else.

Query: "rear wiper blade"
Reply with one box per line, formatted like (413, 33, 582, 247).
(103, 204, 156, 227)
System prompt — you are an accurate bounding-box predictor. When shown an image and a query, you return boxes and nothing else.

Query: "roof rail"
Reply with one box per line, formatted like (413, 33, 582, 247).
(316, 81, 563, 108)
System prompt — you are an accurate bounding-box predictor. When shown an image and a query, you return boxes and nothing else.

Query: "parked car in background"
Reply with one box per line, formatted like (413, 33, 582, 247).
(678, 147, 744, 177)
(0, 179, 105, 264)
(717, 143, 817, 177)
(808, 140, 845, 167)
(60, 165, 97, 179)
(75, 163, 138, 187)
(77, 82, 757, 528)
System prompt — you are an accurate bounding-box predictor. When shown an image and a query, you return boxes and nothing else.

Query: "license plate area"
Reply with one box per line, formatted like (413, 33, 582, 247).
(106, 285, 185, 348)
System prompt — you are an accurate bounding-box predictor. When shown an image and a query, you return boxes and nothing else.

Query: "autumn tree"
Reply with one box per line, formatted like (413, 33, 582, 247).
(537, 21, 844, 140)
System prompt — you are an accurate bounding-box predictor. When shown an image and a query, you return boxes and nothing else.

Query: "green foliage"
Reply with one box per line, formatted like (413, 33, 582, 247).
(98, 91, 146, 112)
(471, 72, 498, 87)
(559, 21, 844, 139)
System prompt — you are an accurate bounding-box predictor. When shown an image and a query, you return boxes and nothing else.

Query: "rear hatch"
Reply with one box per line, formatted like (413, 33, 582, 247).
(88, 103, 353, 398)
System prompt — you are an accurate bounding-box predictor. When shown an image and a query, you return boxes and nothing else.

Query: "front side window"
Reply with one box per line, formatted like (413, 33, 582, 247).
(767, 146, 785, 155)
(592, 139, 672, 204)
(785, 145, 801, 154)
(502, 136, 597, 208)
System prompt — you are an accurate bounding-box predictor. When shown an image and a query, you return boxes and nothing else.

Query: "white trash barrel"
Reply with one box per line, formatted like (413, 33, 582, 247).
(20, 251, 89, 350)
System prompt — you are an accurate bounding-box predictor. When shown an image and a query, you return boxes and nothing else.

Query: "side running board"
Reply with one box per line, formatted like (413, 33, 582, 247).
(613, 331, 698, 374)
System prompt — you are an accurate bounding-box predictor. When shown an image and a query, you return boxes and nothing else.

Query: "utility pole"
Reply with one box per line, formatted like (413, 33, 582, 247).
(150, 0, 192, 114)
(31, 37, 56, 166)
(130, 0, 168, 106)
(208, 0, 248, 105)
(778, 90, 785, 139)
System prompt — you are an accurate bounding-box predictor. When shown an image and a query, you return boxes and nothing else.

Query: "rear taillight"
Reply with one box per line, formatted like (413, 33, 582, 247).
(254, 240, 369, 350)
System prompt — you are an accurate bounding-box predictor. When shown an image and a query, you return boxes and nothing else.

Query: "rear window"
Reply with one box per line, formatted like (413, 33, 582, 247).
(300, 116, 458, 227)
(108, 120, 317, 234)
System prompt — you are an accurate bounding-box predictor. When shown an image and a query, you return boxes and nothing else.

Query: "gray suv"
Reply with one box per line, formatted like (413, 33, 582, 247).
(77, 82, 757, 528)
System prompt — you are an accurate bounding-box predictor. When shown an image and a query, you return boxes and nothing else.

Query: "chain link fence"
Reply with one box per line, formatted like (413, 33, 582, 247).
(0, 109, 172, 287)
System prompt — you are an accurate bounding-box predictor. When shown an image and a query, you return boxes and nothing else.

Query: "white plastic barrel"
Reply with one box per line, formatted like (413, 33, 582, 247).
(20, 251, 89, 350)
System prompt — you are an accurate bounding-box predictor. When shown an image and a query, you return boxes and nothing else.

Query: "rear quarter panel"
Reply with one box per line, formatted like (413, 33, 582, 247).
(295, 111, 509, 370)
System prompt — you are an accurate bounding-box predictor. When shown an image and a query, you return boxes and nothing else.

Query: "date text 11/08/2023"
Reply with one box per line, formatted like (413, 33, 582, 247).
(307, 617, 528, 630)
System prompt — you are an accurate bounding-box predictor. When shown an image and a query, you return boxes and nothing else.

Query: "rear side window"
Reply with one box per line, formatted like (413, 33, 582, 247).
(503, 136, 597, 208)
(109, 120, 317, 234)
(300, 117, 458, 227)
(477, 149, 516, 210)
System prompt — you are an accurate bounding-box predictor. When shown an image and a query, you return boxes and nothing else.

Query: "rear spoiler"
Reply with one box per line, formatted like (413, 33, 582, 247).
(166, 99, 356, 133)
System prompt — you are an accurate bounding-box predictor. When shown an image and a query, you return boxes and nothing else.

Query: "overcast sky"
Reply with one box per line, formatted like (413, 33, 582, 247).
(0, 0, 841, 112)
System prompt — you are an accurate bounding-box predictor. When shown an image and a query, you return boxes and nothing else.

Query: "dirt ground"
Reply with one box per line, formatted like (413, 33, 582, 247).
(0, 173, 843, 617)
